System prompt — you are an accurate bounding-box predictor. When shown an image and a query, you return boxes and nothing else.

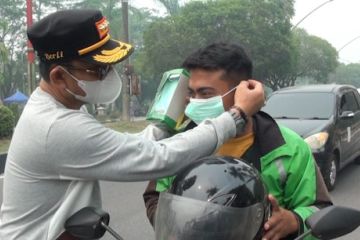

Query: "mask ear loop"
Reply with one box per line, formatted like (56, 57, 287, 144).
(58, 66, 81, 82)
(221, 86, 238, 98)
(57, 66, 85, 99)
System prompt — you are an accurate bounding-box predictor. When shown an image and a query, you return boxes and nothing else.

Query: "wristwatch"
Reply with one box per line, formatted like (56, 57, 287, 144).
(229, 106, 248, 135)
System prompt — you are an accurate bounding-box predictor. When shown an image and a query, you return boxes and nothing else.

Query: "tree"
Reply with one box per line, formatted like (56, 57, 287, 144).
(0, 21, 8, 99)
(0, 105, 15, 138)
(155, 0, 181, 15)
(257, 29, 339, 90)
(0, 0, 27, 99)
(331, 63, 360, 87)
(244, 0, 296, 90)
(295, 29, 338, 83)
(0, 0, 155, 110)
(142, 0, 296, 94)
(0, 42, 7, 63)
(33, 0, 81, 21)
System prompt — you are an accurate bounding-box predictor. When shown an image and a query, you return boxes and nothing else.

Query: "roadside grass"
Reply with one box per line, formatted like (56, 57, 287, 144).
(0, 120, 149, 153)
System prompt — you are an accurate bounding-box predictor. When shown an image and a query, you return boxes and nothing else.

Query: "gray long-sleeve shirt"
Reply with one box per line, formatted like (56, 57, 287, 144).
(0, 87, 236, 239)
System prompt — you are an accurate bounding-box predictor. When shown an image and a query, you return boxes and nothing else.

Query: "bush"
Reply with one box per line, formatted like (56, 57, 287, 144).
(7, 104, 21, 124)
(0, 105, 15, 138)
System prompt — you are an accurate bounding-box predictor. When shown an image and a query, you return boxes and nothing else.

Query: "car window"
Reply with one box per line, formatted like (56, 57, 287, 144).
(262, 92, 335, 119)
(340, 92, 360, 113)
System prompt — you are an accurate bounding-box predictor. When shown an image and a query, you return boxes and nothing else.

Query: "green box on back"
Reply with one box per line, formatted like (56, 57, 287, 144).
(146, 69, 190, 130)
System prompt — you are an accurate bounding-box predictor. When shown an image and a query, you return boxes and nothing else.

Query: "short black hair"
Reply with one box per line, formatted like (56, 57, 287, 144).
(39, 60, 68, 82)
(182, 42, 252, 84)
(39, 60, 53, 82)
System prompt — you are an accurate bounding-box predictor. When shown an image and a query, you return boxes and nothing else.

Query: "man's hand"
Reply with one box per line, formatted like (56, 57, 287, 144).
(262, 195, 299, 240)
(234, 80, 265, 117)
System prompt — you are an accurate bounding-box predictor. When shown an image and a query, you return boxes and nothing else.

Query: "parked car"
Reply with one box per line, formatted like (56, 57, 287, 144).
(262, 84, 360, 190)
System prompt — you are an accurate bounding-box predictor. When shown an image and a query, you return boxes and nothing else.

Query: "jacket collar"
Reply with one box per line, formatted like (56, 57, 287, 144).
(252, 111, 286, 157)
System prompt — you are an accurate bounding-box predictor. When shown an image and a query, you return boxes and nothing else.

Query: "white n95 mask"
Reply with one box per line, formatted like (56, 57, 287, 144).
(62, 66, 122, 104)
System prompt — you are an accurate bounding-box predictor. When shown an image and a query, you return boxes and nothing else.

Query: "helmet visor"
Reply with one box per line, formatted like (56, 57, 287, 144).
(155, 192, 265, 240)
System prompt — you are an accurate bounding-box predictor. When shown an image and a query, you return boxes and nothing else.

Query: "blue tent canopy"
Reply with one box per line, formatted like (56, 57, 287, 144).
(3, 90, 29, 104)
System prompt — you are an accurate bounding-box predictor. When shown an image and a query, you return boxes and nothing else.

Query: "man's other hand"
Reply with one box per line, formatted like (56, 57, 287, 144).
(262, 195, 299, 240)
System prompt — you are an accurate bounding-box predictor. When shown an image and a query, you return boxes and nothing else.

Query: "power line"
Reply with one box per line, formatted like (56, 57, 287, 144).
(338, 35, 360, 53)
(292, 0, 335, 29)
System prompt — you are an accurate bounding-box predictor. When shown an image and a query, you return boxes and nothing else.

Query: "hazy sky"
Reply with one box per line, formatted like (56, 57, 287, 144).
(130, 0, 360, 64)
(293, 0, 360, 64)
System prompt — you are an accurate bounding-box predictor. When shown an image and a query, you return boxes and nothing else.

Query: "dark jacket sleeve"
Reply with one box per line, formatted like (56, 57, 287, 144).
(142, 121, 197, 227)
(290, 165, 332, 239)
(143, 180, 159, 228)
(314, 164, 333, 208)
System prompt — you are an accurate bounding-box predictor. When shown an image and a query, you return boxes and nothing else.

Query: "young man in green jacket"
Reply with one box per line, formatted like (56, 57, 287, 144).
(143, 42, 332, 240)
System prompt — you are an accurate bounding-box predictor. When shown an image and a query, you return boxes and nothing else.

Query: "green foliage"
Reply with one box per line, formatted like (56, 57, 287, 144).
(0, 39, 7, 64)
(142, 0, 296, 94)
(7, 104, 21, 124)
(0, 41, 8, 94)
(0, 0, 28, 99)
(332, 63, 360, 87)
(155, 0, 181, 15)
(0, 105, 15, 138)
(32, 0, 84, 20)
(0, 0, 155, 111)
(0, 0, 341, 109)
(295, 29, 338, 83)
(268, 29, 339, 89)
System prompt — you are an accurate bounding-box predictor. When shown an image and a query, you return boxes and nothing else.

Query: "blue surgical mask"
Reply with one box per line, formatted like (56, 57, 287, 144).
(185, 86, 237, 125)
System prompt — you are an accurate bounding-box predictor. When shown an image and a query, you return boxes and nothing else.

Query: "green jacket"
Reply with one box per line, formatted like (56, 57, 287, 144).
(143, 111, 332, 239)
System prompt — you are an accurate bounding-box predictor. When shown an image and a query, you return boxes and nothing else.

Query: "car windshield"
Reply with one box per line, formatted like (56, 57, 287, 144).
(262, 92, 335, 119)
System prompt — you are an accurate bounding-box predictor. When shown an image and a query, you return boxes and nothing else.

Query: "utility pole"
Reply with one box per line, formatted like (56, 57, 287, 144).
(121, 0, 130, 121)
(26, 0, 35, 95)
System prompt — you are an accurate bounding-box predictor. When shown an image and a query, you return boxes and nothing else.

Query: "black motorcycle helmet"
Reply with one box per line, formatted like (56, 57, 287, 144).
(155, 156, 271, 240)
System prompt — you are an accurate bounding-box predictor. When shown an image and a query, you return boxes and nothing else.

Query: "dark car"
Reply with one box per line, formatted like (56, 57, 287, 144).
(262, 84, 360, 190)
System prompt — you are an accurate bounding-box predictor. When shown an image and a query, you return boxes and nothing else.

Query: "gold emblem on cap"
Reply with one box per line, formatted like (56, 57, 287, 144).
(96, 17, 109, 39)
(93, 41, 133, 63)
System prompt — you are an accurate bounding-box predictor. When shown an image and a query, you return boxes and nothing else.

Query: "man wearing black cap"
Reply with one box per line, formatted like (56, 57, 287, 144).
(0, 9, 264, 239)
